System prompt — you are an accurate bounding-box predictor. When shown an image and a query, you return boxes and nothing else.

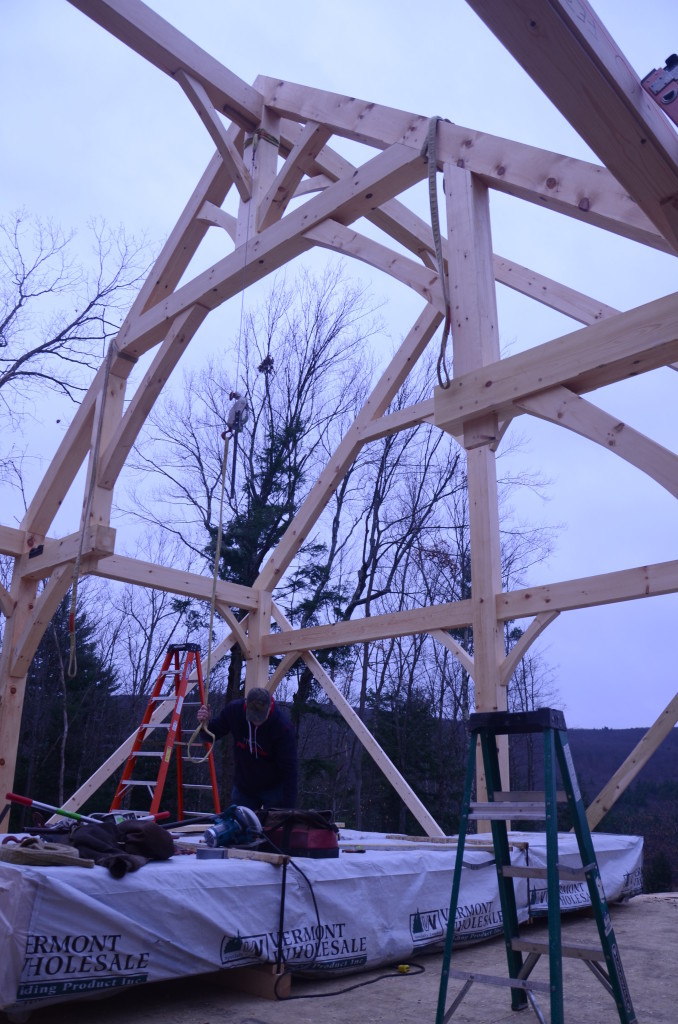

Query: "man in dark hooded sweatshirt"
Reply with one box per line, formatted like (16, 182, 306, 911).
(197, 688, 297, 810)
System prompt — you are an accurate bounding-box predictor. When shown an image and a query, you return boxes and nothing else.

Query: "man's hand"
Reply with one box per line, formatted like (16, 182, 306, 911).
(198, 704, 210, 724)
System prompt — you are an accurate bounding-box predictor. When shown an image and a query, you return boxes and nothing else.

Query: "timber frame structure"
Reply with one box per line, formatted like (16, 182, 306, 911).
(1, 0, 677, 836)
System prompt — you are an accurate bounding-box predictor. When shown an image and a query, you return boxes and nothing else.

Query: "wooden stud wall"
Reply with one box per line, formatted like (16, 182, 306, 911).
(1, 0, 677, 834)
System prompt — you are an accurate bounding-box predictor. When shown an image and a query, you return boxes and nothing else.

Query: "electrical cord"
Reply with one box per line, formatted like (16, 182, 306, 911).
(275, 960, 426, 1001)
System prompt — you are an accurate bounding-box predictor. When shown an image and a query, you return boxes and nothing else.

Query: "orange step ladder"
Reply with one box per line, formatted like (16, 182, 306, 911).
(111, 643, 221, 820)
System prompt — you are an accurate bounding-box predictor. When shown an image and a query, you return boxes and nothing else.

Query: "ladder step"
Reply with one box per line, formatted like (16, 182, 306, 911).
(501, 862, 594, 882)
(469, 802, 545, 820)
(130, 751, 165, 758)
(118, 780, 158, 788)
(181, 784, 215, 791)
(511, 938, 606, 962)
(446, 967, 551, 995)
(493, 790, 567, 803)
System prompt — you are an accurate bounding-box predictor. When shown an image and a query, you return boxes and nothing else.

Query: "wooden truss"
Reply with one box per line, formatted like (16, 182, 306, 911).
(1, 0, 677, 835)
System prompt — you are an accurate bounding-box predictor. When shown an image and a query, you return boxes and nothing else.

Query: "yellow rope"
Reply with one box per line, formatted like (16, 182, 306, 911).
(187, 430, 231, 762)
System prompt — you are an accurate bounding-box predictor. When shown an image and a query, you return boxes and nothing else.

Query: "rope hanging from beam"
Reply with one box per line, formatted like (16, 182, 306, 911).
(421, 117, 453, 390)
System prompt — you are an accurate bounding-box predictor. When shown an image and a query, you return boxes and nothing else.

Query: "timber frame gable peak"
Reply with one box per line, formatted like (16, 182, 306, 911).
(1, 0, 677, 834)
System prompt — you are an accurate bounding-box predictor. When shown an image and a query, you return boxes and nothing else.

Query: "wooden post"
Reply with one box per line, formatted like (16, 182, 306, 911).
(245, 590, 272, 692)
(444, 162, 507, 801)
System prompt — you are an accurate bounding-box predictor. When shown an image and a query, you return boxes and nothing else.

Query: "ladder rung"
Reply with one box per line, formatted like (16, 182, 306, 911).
(446, 967, 551, 995)
(511, 938, 606, 962)
(502, 862, 593, 882)
(131, 751, 165, 758)
(181, 784, 215, 790)
(118, 780, 158, 788)
(469, 802, 545, 820)
(141, 723, 170, 729)
(493, 790, 567, 803)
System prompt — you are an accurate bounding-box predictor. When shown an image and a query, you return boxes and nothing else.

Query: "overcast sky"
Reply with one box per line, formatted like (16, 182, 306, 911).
(2, 0, 677, 729)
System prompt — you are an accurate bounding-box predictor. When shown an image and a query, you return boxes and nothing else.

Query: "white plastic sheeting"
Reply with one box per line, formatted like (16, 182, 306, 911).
(0, 830, 642, 1014)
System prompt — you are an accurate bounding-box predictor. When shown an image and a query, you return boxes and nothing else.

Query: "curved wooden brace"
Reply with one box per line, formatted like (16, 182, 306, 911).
(499, 611, 559, 687)
(10, 564, 74, 677)
(429, 629, 475, 679)
(0, 583, 15, 619)
(516, 386, 678, 499)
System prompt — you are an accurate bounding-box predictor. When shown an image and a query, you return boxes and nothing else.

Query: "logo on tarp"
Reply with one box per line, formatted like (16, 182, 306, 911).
(18, 933, 150, 1002)
(220, 921, 367, 970)
(410, 908, 446, 944)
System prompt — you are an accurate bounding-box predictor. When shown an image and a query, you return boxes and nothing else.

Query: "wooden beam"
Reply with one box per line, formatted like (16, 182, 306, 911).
(175, 70, 252, 201)
(98, 305, 208, 489)
(499, 611, 559, 687)
(245, 590, 272, 690)
(67, 0, 263, 130)
(10, 565, 74, 676)
(270, 603, 444, 837)
(115, 142, 427, 357)
(197, 200, 237, 240)
(215, 602, 250, 658)
(0, 526, 25, 557)
(258, 121, 332, 230)
(429, 629, 475, 678)
(516, 386, 678, 499)
(304, 220, 444, 309)
(18, 525, 116, 581)
(0, 584, 15, 619)
(262, 597, 473, 657)
(465, 0, 678, 252)
(434, 291, 678, 434)
(92, 553, 259, 609)
(493, 256, 620, 324)
(586, 692, 678, 830)
(357, 398, 436, 444)
(262, 77, 671, 253)
(498, 560, 678, 621)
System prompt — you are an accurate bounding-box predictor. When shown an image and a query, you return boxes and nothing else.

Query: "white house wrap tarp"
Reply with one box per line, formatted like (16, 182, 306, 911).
(0, 830, 642, 1014)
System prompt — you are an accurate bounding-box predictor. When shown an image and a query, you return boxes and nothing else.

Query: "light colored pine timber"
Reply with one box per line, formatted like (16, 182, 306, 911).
(356, 398, 437, 444)
(197, 200, 237, 239)
(444, 166, 505, 808)
(98, 306, 208, 489)
(262, 597, 473, 656)
(270, 602, 445, 837)
(175, 70, 252, 201)
(466, 0, 678, 252)
(499, 611, 559, 686)
(499, 559, 678, 620)
(493, 256, 620, 324)
(67, 0, 263, 130)
(215, 602, 251, 658)
(83, 368, 127, 530)
(116, 142, 427, 357)
(10, 564, 74, 677)
(587, 692, 678, 830)
(266, 651, 299, 691)
(257, 120, 332, 230)
(92, 553, 258, 609)
(261, 77, 670, 253)
(22, 149, 235, 539)
(430, 629, 475, 678)
(0, 578, 39, 816)
(0, 526, 25, 557)
(434, 291, 678, 434)
(0, 584, 15, 618)
(304, 220, 443, 309)
(516, 386, 678, 499)
(245, 590, 272, 691)
(17, 525, 115, 582)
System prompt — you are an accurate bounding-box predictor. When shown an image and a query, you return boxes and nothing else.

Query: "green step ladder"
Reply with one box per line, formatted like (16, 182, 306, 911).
(435, 708, 636, 1024)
